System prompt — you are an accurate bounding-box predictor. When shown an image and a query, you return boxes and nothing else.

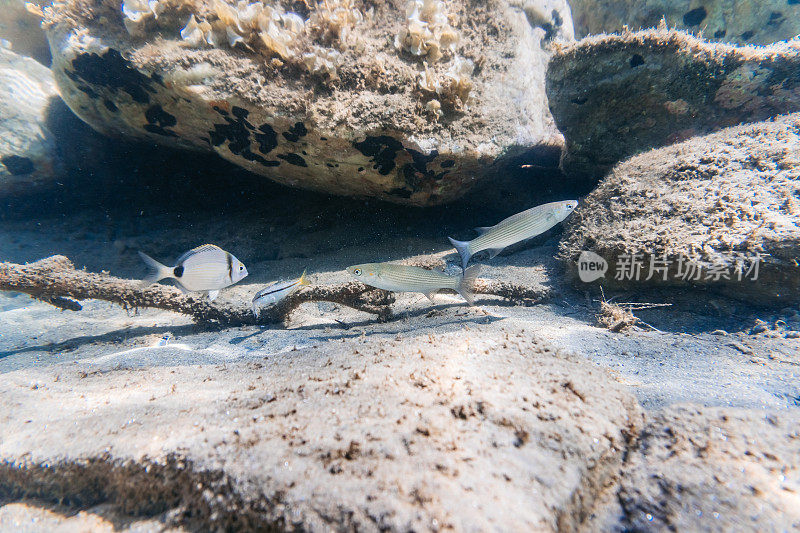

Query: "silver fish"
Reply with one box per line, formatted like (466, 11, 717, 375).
(138, 243, 248, 301)
(448, 200, 578, 269)
(251, 270, 310, 318)
(347, 262, 481, 306)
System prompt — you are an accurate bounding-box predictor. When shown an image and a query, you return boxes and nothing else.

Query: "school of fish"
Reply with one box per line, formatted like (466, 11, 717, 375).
(138, 200, 577, 314)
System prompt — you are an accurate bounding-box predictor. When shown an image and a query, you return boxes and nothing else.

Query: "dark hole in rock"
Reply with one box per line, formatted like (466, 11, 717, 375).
(1, 155, 35, 175)
(440, 160, 455, 168)
(714, 29, 726, 38)
(629, 54, 645, 68)
(768, 12, 785, 26)
(741, 30, 755, 40)
(103, 99, 118, 112)
(571, 96, 588, 105)
(683, 7, 707, 27)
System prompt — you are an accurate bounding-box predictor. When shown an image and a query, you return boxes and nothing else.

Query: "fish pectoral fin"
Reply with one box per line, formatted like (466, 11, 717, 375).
(485, 248, 505, 260)
(474, 226, 492, 235)
(425, 290, 438, 302)
(208, 289, 220, 302)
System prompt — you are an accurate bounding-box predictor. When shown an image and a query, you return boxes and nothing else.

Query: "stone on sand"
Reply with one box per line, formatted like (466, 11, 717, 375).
(546, 29, 800, 183)
(43, 0, 573, 206)
(558, 113, 800, 304)
(0, 329, 643, 531)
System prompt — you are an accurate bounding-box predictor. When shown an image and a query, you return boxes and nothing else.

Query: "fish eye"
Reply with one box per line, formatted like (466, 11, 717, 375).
(354, 268, 362, 276)
(239, 265, 244, 271)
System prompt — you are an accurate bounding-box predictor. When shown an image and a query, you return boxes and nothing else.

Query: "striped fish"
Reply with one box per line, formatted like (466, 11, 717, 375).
(138, 244, 248, 301)
(347, 262, 481, 306)
(251, 270, 310, 318)
(448, 200, 578, 269)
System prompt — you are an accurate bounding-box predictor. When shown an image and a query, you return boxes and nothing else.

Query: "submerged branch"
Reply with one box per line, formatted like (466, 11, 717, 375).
(0, 255, 549, 327)
(0, 256, 395, 325)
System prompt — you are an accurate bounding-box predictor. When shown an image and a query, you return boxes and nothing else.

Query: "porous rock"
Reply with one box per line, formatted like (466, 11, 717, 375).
(613, 406, 800, 531)
(569, 0, 800, 46)
(0, 328, 643, 531)
(558, 113, 800, 304)
(546, 29, 800, 183)
(43, 0, 573, 206)
(0, 46, 60, 192)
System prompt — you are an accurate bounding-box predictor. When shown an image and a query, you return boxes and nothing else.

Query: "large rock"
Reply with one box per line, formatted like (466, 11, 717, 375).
(546, 29, 800, 183)
(569, 0, 800, 46)
(0, 329, 643, 531)
(614, 406, 800, 531)
(558, 113, 800, 304)
(43, 0, 573, 206)
(0, 46, 61, 192)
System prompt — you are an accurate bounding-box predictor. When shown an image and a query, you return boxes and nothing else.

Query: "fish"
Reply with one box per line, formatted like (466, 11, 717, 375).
(346, 262, 481, 306)
(448, 200, 578, 270)
(251, 270, 310, 318)
(138, 244, 248, 301)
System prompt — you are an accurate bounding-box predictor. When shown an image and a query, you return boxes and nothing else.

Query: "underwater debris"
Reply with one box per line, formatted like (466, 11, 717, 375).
(0, 255, 396, 325)
(395, 0, 458, 62)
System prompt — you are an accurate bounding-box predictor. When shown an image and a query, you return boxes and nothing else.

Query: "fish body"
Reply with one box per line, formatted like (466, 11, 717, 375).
(346, 263, 480, 305)
(448, 200, 578, 269)
(138, 244, 248, 301)
(251, 270, 310, 318)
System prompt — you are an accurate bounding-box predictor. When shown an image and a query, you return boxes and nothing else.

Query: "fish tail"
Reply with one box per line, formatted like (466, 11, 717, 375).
(448, 237, 472, 271)
(137, 251, 172, 286)
(457, 264, 481, 306)
(299, 269, 310, 286)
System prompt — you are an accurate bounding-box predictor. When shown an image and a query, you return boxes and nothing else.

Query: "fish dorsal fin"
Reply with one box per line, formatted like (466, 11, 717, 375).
(474, 226, 492, 235)
(175, 243, 223, 265)
(299, 269, 310, 286)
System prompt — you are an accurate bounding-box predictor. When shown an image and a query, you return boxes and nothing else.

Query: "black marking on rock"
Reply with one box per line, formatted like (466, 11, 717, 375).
(353, 136, 404, 176)
(231, 106, 254, 129)
(402, 149, 445, 190)
(571, 96, 587, 105)
(741, 30, 755, 40)
(714, 29, 726, 38)
(255, 124, 278, 155)
(440, 159, 455, 168)
(173, 265, 184, 278)
(629, 54, 645, 68)
(67, 49, 157, 104)
(683, 7, 707, 27)
(103, 99, 118, 112)
(326, 162, 335, 167)
(278, 153, 308, 167)
(768, 12, 785, 26)
(551, 9, 563, 28)
(320, 136, 328, 141)
(210, 115, 252, 154)
(145, 105, 177, 127)
(1, 155, 34, 175)
(144, 104, 178, 137)
(282, 122, 309, 142)
(213, 105, 229, 115)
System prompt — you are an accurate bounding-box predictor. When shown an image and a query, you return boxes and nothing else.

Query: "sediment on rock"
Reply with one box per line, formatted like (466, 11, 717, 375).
(0, 330, 644, 531)
(569, 0, 800, 46)
(546, 28, 800, 184)
(558, 113, 800, 304)
(42, 0, 573, 205)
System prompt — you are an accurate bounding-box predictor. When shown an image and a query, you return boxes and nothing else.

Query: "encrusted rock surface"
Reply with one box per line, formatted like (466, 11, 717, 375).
(613, 406, 800, 531)
(0, 328, 643, 531)
(558, 113, 800, 304)
(570, 0, 800, 46)
(0, 46, 60, 192)
(546, 29, 800, 183)
(42, 0, 573, 205)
